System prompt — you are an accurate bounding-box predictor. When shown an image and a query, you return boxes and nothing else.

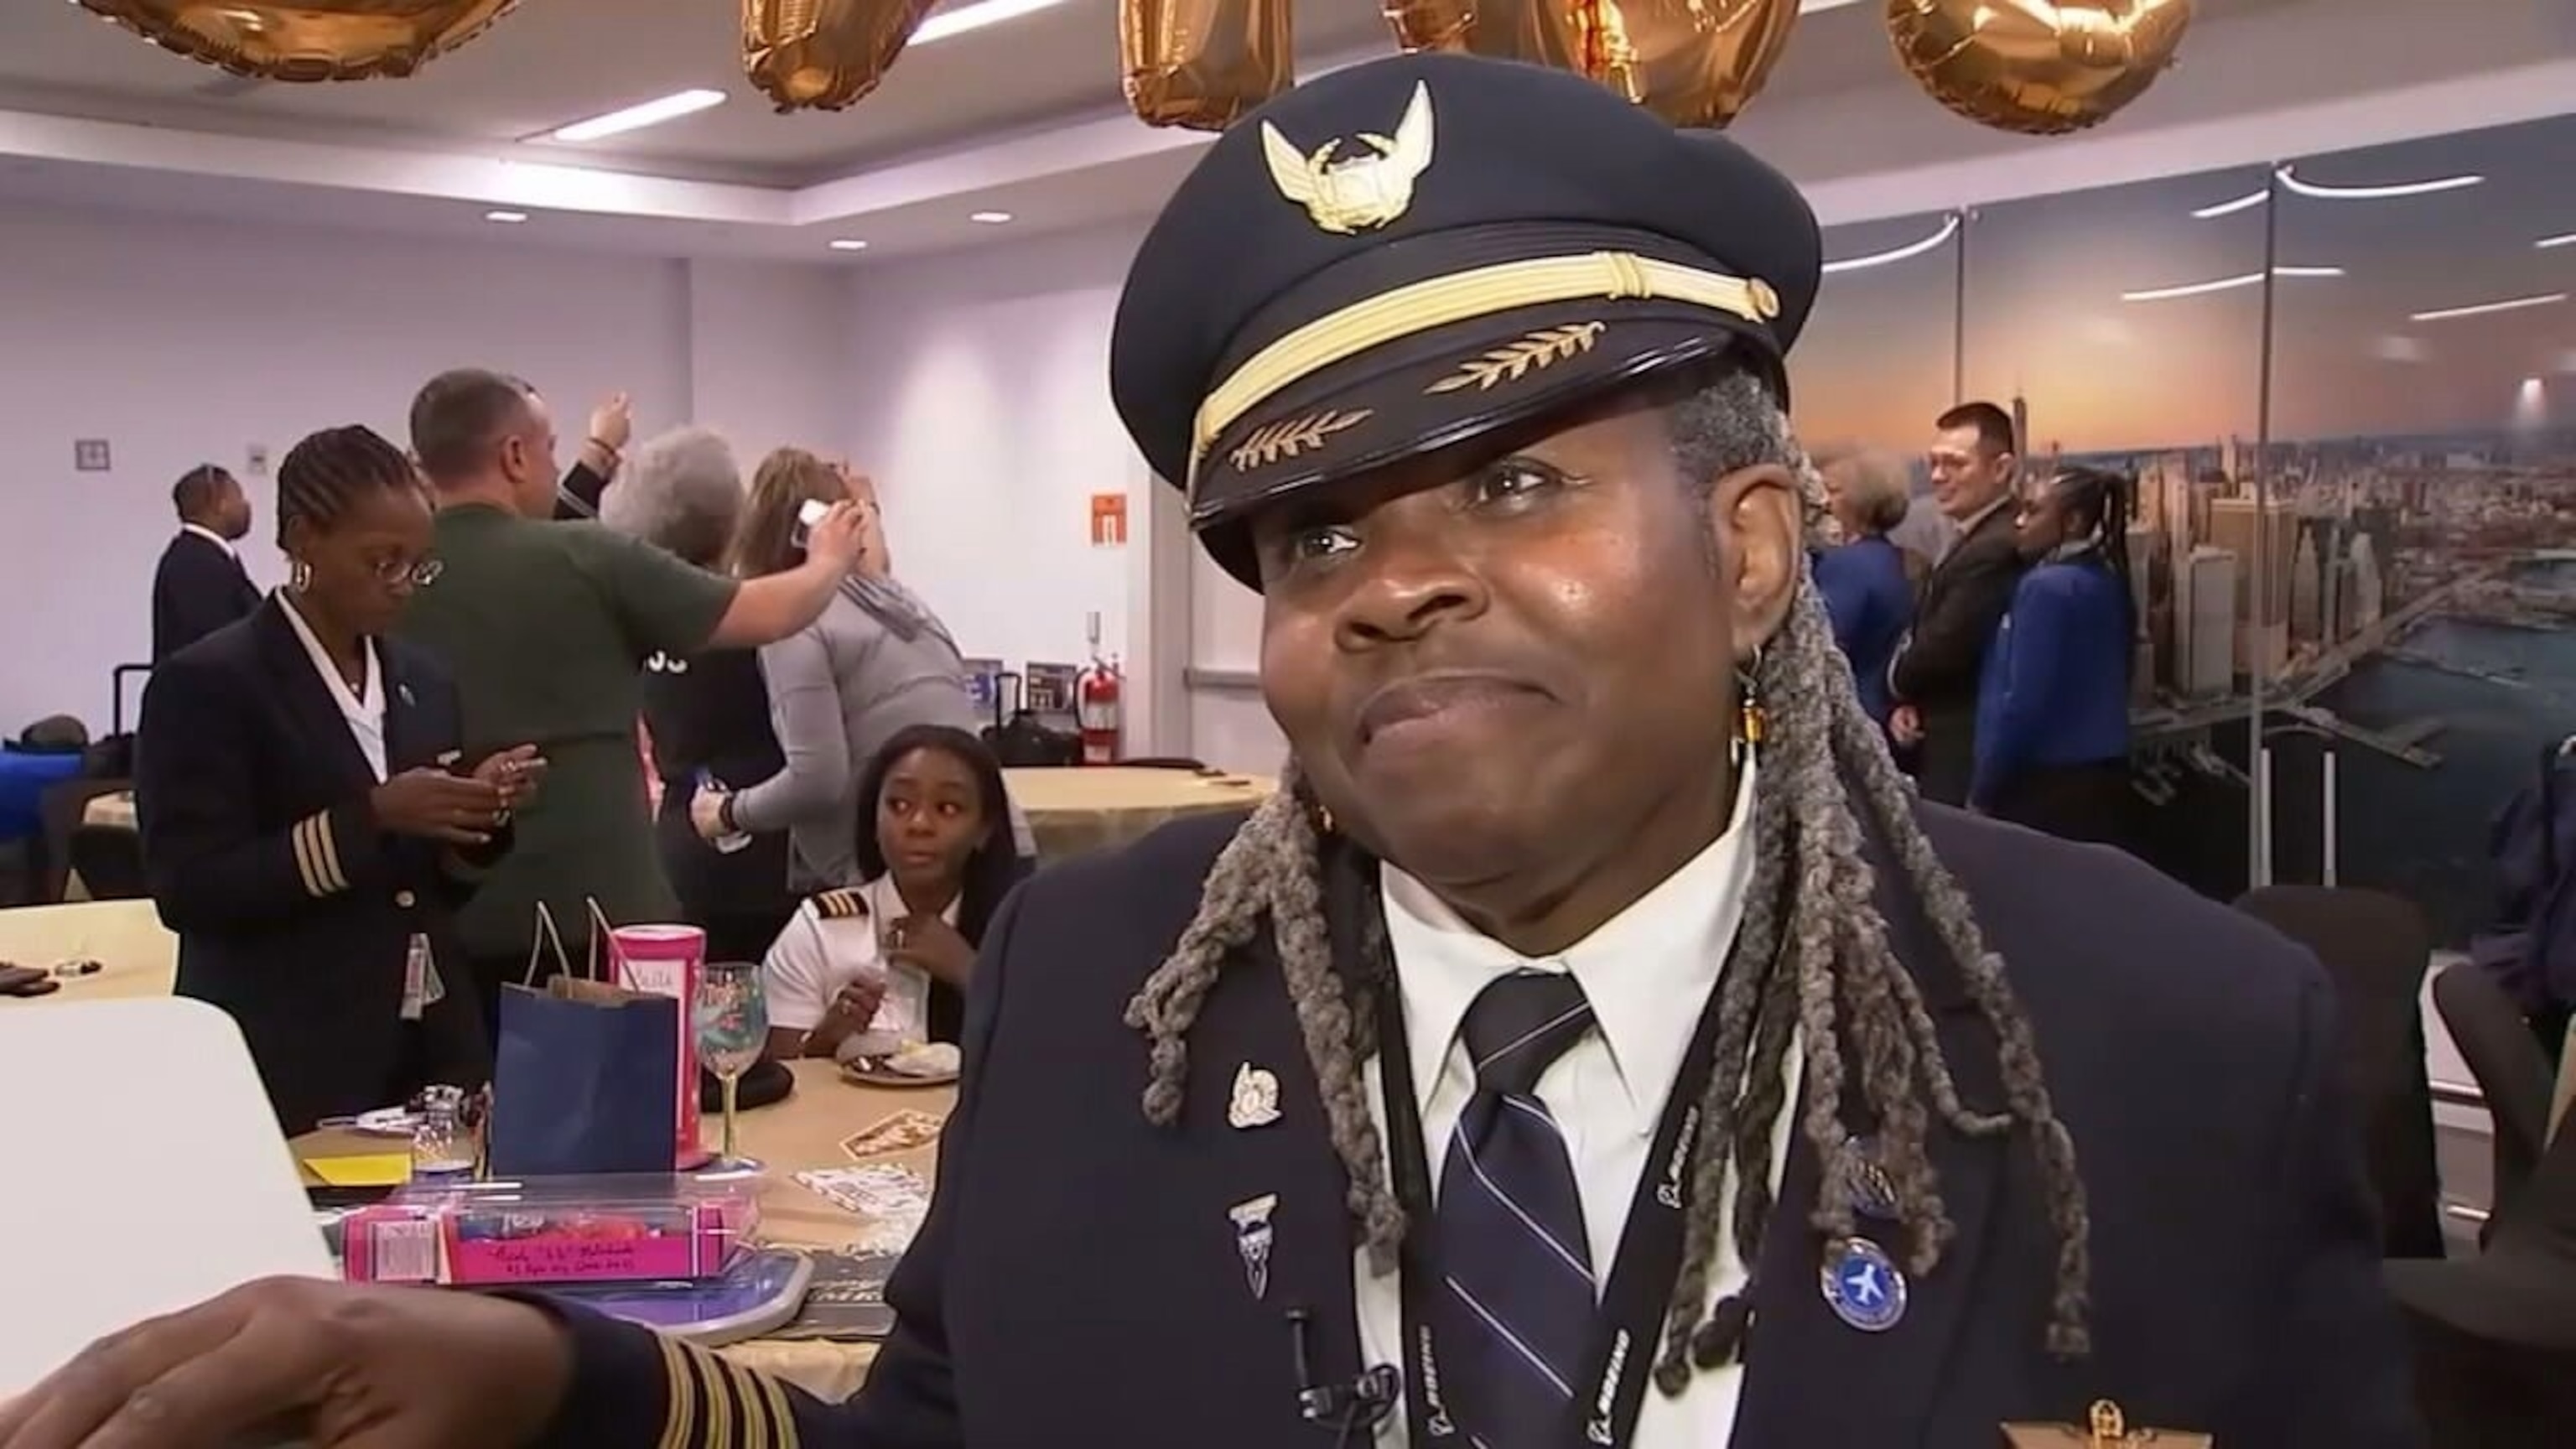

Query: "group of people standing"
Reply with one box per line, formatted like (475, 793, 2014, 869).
(132, 370, 1021, 1134)
(1812, 401, 2141, 852)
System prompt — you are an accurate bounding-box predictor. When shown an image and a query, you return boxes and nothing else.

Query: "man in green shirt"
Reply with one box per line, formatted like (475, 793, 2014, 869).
(399, 369, 867, 1030)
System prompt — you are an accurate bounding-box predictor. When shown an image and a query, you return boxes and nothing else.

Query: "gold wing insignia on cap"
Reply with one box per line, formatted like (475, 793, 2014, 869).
(1426, 322, 1607, 395)
(1259, 80, 1436, 235)
(1228, 408, 1374, 473)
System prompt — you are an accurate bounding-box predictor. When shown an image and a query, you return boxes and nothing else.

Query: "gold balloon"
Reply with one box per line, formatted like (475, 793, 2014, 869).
(1884, 0, 2195, 136)
(1590, 0, 1800, 128)
(743, 0, 939, 112)
(1383, 0, 1799, 128)
(1121, 0, 1295, 132)
(73, 2, 517, 82)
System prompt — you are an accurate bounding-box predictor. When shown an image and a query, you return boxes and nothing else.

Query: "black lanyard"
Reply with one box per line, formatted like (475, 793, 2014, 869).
(1374, 883, 1783, 1449)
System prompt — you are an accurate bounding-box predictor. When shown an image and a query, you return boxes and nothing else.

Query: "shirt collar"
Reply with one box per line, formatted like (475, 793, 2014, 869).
(1379, 756, 1759, 1136)
(179, 522, 236, 558)
(276, 589, 382, 716)
(1959, 492, 2016, 538)
(867, 873, 961, 927)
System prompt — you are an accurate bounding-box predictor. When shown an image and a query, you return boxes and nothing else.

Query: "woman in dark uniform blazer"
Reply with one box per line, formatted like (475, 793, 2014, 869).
(136, 427, 546, 1135)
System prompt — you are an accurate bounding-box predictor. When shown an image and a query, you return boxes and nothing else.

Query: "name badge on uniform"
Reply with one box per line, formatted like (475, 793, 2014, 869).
(399, 934, 443, 1021)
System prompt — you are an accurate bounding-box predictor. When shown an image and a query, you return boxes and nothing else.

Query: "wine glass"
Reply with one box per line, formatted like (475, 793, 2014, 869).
(694, 961, 769, 1173)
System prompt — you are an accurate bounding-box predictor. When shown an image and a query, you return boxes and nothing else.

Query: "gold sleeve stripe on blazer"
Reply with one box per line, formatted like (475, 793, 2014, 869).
(289, 811, 349, 898)
(654, 1332, 701, 1449)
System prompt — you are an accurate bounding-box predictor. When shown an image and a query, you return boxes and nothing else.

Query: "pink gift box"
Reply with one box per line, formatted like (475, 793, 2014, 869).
(340, 1180, 756, 1287)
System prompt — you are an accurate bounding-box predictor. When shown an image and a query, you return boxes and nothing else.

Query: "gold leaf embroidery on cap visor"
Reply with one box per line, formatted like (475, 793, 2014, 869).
(1426, 321, 1607, 394)
(1228, 409, 1374, 473)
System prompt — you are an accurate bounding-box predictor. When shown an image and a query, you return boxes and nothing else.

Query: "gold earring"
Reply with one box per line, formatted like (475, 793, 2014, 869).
(288, 558, 312, 593)
(1733, 656, 1767, 759)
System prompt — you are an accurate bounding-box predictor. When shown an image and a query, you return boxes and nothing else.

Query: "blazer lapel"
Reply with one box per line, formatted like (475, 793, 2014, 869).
(1731, 826, 2011, 1448)
(252, 600, 377, 797)
(378, 649, 428, 774)
(1169, 840, 1374, 1438)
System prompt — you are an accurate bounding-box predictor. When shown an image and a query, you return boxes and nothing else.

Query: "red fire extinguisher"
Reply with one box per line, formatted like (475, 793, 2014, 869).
(1077, 657, 1124, 766)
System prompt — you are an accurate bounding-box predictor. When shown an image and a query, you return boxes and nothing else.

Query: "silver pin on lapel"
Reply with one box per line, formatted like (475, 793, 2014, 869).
(1228, 1062, 1282, 1130)
(1230, 1193, 1279, 1301)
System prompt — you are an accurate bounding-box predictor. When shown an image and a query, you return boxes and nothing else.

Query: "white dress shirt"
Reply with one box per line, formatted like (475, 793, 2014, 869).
(1358, 759, 1794, 1447)
(277, 592, 386, 783)
(762, 875, 956, 1046)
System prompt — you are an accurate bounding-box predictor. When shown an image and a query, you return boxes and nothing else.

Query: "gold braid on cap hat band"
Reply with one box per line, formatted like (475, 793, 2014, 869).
(1187, 251, 1781, 498)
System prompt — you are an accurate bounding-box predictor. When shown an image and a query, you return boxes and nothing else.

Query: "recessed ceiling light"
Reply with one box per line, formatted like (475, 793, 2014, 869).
(2274, 164, 2483, 200)
(969, 210, 1013, 225)
(913, 0, 1070, 44)
(828, 238, 869, 252)
(2119, 266, 2344, 304)
(1820, 214, 1960, 274)
(485, 210, 528, 224)
(2538, 231, 2576, 250)
(547, 89, 727, 143)
(2408, 292, 2568, 323)
(2189, 190, 2268, 220)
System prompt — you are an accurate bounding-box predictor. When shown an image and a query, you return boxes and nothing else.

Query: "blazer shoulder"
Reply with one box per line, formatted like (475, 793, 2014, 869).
(154, 615, 262, 685)
(1000, 809, 1249, 990)
(1920, 806, 2322, 1051)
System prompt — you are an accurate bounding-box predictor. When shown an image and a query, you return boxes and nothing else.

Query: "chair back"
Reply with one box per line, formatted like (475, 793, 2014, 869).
(2433, 958, 2558, 1217)
(2236, 885, 2445, 1258)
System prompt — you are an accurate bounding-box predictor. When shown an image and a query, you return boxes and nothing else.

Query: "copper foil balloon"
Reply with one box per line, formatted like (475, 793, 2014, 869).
(1384, 0, 1799, 128)
(1121, 0, 1295, 131)
(1885, 0, 2195, 135)
(73, 2, 517, 82)
(743, 0, 939, 112)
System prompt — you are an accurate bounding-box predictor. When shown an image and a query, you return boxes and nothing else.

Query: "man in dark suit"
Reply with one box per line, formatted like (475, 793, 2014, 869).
(150, 464, 261, 664)
(0, 55, 2421, 1449)
(1890, 401, 2026, 806)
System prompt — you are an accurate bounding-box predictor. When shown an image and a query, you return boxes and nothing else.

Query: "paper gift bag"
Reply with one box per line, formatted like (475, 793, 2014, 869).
(487, 905, 678, 1177)
(606, 921, 708, 1170)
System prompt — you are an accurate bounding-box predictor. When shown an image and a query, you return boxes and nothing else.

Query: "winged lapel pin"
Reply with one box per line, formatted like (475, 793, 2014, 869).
(2002, 1400, 2212, 1448)
(1260, 80, 1436, 236)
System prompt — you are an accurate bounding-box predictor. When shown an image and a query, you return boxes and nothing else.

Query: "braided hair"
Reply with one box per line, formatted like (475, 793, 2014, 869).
(2039, 465, 2141, 676)
(1123, 369, 2096, 1386)
(275, 425, 428, 551)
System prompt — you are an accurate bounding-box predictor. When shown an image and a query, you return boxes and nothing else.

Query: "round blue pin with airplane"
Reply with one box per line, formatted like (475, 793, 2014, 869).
(1820, 1236, 1909, 1332)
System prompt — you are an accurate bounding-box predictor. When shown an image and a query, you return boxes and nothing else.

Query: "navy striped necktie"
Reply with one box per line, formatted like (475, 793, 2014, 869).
(1432, 969, 1600, 1449)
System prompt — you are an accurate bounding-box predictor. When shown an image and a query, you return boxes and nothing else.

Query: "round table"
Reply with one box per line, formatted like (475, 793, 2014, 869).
(293, 1058, 945, 1402)
(0, 900, 174, 1006)
(1002, 766, 1273, 860)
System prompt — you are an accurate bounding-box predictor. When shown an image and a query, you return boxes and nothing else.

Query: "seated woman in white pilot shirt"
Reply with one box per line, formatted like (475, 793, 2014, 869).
(761, 724, 1031, 1062)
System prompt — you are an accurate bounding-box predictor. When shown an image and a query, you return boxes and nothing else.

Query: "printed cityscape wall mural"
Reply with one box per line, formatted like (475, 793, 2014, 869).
(1789, 111, 2576, 944)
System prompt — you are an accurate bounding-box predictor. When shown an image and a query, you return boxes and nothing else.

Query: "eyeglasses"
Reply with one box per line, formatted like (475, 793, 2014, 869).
(371, 556, 444, 587)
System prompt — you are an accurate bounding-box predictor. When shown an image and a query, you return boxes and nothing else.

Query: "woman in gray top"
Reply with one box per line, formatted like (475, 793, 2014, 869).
(693, 449, 1026, 886)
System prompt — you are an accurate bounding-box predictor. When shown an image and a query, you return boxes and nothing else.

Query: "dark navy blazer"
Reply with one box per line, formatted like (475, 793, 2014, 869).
(136, 598, 503, 1135)
(1973, 555, 2135, 808)
(542, 805, 2423, 1449)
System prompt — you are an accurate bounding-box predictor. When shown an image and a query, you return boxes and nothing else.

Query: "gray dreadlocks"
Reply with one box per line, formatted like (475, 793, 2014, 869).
(1122, 369, 2093, 1395)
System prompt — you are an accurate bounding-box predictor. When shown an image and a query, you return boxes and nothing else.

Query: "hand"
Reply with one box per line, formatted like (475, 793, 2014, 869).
(371, 768, 506, 845)
(802, 500, 868, 575)
(587, 392, 633, 453)
(0, 1276, 570, 1449)
(887, 913, 975, 989)
(688, 784, 735, 843)
(470, 745, 548, 816)
(1888, 704, 1924, 748)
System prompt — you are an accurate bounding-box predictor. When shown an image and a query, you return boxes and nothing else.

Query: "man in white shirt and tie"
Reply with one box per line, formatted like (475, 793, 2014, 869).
(149, 463, 259, 663)
(5, 53, 2423, 1449)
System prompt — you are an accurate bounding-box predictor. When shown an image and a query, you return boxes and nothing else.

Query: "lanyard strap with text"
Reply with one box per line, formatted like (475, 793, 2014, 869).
(1375, 928, 1758, 1449)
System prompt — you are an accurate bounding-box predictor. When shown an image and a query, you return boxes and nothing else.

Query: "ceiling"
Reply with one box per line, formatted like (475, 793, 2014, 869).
(0, 0, 2561, 267)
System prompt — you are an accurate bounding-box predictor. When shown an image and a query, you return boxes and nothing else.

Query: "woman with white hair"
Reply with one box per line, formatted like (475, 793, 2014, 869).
(1813, 445, 1919, 732)
(598, 427, 797, 963)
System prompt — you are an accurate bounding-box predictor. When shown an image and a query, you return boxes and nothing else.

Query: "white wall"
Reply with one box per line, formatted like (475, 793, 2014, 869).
(839, 222, 1146, 704)
(0, 210, 861, 730)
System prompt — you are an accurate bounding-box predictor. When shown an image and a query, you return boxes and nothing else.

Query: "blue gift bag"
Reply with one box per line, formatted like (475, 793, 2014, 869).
(487, 905, 678, 1177)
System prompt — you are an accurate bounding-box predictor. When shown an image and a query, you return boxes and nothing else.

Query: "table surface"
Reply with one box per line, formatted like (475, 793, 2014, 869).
(0, 900, 174, 1006)
(86, 769, 1278, 833)
(293, 1057, 947, 1401)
